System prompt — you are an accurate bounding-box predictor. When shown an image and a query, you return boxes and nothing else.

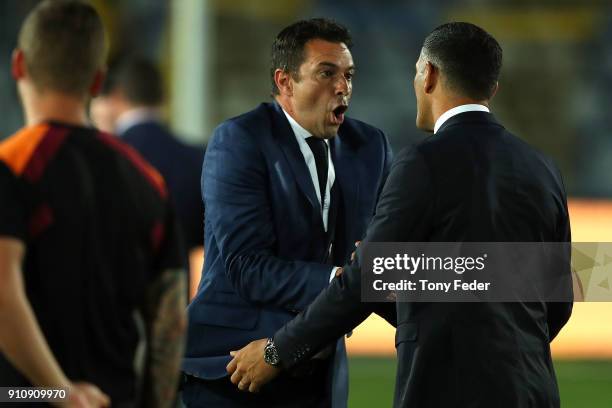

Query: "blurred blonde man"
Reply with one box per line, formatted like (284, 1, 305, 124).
(0, 1, 186, 407)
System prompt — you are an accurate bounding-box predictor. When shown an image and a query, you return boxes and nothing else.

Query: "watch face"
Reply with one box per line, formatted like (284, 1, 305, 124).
(264, 342, 280, 366)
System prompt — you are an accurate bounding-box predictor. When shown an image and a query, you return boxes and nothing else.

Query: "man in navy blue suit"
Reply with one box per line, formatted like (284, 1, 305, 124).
(182, 19, 393, 407)
(91, 58, 204, 271)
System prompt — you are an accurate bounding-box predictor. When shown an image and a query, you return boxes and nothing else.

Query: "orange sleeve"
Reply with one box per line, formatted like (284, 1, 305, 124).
(0, 124, 49, 176)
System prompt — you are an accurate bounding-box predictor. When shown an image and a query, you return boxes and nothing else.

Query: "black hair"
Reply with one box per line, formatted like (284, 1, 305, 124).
(422, 22, 502, 100)
(102, 56, 163, 106)
(270, 18, 352, 96)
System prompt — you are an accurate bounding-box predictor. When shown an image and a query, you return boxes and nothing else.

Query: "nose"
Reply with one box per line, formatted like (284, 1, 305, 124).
(335, 76, 350, 96)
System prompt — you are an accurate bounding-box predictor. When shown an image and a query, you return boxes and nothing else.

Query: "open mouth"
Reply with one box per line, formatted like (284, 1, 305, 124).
(331, 105, 348, 124)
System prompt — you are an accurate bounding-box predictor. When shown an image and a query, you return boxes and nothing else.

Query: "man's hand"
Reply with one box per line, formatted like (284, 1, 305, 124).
(61, 382, 110, 408)
(226, 339, 280, 393)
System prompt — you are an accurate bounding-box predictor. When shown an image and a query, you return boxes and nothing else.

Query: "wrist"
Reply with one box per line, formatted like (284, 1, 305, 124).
(263, 337, 281, 367)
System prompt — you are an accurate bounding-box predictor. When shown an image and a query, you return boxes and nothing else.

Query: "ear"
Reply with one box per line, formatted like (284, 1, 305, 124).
(11, 49, 26, 80)
(89, 69, 106, 97)
(423, 61, 438, 95)
(274, 69, 293, 96)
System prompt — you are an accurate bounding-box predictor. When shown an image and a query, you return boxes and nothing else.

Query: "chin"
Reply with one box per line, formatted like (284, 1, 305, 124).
(322, 127, 340, 139)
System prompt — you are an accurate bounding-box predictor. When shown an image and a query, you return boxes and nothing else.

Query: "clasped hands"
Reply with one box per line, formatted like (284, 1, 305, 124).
(226, 241, 362, 393)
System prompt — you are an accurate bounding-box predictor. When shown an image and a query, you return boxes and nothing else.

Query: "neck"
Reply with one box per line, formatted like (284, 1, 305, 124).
(274, 95, 294, 117)
(431, 95, 489, 128)
(21, 88, 89, 127)
(274, 95, 315, 134)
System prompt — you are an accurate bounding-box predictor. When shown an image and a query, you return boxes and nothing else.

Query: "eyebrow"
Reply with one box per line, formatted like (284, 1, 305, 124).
(316, 61, 355, 71)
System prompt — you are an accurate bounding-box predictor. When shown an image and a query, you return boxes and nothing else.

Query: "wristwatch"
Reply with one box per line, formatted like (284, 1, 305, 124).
(263, 337, 280, 366)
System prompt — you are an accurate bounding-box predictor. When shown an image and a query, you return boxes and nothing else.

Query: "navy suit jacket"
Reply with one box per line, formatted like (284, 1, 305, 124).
(183, 102, 392, 398)
(121, 121, 204, 252)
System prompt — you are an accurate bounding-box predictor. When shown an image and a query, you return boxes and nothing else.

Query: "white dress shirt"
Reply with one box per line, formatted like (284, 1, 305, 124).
(282, 109, 335, 231)
(282, 109, 339, 282)
(433, 104, 490, 134)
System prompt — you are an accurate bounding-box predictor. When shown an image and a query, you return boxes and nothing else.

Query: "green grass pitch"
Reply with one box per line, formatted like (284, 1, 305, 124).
(348, 357, 612, 407)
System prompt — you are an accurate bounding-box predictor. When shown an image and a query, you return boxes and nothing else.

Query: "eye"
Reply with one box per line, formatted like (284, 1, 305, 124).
(320, 70, 333, 78)
(345, 72, 354, 81)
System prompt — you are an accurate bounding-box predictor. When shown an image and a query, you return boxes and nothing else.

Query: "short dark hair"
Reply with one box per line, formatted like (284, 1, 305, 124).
(270, 18, 352, 96)
(102, 57, 164, 106)
(18, 0, 106, 96)
(422, 22, 502, 100)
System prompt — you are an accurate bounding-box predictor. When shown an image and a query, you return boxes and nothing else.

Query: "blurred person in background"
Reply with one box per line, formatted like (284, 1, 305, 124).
(182, 18, 394, 408)
(0, 1, 186, 407)
(227, 22, 573, 408)
(90, 57, 204, 297)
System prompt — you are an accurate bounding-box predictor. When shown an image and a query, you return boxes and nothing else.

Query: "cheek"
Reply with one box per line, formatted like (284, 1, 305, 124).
(293, 87, 313, 111)
(296, 81, 331, 118)
(308, 89, 328, 111)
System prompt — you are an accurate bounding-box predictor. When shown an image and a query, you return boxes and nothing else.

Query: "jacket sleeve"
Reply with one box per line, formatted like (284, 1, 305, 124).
(203, 121, 330, 312)
(274, 146, 435, 368)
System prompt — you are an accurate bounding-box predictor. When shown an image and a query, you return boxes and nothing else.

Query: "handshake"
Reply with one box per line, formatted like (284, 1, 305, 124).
(225, 241, 361, 393)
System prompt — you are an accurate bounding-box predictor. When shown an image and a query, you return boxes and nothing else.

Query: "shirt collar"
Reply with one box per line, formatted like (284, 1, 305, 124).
(116, 107, 161, 136)
(433, 104, 490, 134)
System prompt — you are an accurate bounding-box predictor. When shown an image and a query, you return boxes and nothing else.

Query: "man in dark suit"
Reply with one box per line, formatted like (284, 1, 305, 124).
(227, 22, 573, 408)
(181, 19, 393, 407)
(91, 58, 204, 282)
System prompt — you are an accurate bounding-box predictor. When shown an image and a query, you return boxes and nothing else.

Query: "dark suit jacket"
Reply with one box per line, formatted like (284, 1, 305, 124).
(121, 120, 204, 252)
(274, 111, 573, 408)
(182, 103, 392, 401)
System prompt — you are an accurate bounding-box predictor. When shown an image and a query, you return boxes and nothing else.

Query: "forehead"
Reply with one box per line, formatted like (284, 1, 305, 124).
(301, 38, 353, 68)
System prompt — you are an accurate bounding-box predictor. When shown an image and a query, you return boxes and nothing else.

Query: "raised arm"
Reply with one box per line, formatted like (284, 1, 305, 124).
(226, 146, 435, 391)
(274, 146, 434, 366)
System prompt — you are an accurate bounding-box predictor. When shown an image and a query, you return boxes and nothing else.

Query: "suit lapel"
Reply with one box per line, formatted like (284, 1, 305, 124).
(330, 133, 360, 262)
(270, 102, 320, 212)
